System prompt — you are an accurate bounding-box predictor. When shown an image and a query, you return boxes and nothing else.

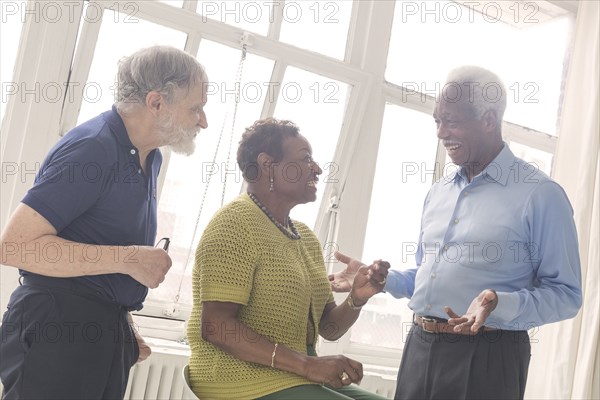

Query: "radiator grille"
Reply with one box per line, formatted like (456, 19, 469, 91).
(125, 350, 192, 400)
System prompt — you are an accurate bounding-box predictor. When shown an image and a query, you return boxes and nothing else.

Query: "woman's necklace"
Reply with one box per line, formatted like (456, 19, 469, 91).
(248, 192, 301, 240)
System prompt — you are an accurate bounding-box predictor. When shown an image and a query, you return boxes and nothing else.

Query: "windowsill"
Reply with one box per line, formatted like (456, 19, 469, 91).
(361, 364, 398, 381)
(142, 336, 190, 356)
(132, 314, 402, 371)
(140, 336, 397, 381)
(132, 314, 188, 342)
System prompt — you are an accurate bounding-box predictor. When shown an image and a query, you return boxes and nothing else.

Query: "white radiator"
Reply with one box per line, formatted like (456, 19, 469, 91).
(125, 341, 396, 399)
(359, 372, 397, 399)
(125, 347, 192, 400)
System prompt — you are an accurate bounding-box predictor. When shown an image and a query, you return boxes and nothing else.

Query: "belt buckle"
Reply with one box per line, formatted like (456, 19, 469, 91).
(420, 316, 438, 334)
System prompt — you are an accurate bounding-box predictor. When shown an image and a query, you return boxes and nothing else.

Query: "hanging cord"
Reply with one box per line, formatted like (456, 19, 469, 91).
(221, 43, 247, 206)
(169, 43, 248, 309)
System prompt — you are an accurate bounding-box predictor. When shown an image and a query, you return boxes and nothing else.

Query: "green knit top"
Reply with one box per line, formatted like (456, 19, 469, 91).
(187, 193, 335, 399)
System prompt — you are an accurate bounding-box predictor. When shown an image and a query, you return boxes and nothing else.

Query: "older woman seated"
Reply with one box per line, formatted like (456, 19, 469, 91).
(187, 118, 389, 400)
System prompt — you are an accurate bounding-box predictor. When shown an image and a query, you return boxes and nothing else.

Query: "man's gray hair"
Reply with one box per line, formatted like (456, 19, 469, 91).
(443, 66, 507, 121)
(116, 46, 206, 113)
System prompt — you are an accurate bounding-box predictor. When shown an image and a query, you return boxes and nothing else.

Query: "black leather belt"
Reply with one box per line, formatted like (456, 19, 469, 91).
(414, 314, 498, 335)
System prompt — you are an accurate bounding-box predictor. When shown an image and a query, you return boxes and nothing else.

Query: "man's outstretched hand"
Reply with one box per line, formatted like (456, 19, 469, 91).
(329, 251, 389, 296)
(328, 251, 364, 292)
(445, 289, 498, 333)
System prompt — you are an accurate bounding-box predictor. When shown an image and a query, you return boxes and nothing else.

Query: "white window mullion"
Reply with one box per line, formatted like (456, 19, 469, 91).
(1, 0, 83, 225)
(0, 0, 83, 313)
(266, 0, 284, 41)
(182, 0, 197, 13)
(260, 61, 287, 119)
(320, 0, 395, 255)
(59, 3, 104, 135)
(503, 122, 557, 154)
(383, 82, 435, 115)
(316, 0, 396, 362)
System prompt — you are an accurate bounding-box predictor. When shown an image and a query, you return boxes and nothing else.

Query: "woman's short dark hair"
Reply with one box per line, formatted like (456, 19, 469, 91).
(237, 118, 300, 181)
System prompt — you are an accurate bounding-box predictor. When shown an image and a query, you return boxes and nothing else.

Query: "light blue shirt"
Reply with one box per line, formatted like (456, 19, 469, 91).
(386, 145, 582, 330)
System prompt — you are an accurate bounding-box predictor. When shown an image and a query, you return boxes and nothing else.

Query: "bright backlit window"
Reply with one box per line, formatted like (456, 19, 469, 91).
(386, 0, 572, 135)
(15, 0, 574, 370)
(279, 1, 353, 60)
(355, 104, 439, 350)
(273, 67, 350, 224)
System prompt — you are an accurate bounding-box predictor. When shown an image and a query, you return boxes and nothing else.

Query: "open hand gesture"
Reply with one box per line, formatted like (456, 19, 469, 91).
(445, 289, 498, 333)
(332, 251, 389, 305)
(328, 251, 365, 292)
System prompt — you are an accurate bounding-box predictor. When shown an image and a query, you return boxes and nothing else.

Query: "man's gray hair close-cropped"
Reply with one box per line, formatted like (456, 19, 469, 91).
(116, 46, 206, 114)
(443, 65, 507, 122)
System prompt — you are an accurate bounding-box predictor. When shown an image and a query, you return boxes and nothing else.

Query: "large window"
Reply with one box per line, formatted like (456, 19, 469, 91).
(57, 1, 369, 321)
(4, 0, 576, 376)
(355, 105, 439, 353)
(386, 0, 572, 135)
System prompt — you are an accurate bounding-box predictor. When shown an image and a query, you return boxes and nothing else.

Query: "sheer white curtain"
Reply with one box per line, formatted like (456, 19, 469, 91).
(525, 2, 600, 399)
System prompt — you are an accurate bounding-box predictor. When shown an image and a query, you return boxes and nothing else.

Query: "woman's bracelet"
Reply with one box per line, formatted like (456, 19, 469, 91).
(271, 343, 278, 368)
(347, 293, 365, 310)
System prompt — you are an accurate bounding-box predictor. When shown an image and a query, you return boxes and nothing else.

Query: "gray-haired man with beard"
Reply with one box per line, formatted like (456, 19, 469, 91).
(0, 46, 208, 399)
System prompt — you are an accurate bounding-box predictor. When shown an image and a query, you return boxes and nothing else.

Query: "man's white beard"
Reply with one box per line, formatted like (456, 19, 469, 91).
(157, 112, 198, 156)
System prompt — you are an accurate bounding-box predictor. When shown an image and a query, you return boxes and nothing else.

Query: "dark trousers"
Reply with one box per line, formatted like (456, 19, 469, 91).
(0, 276, 139, 399)
(394, 324, 531, 400)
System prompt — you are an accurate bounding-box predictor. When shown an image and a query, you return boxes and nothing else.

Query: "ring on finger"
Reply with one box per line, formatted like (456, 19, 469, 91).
(340, 371, 350, 382)
(378, 277, 386, 285)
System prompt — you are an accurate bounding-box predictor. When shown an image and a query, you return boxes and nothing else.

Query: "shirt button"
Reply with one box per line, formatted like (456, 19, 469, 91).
(426, 304, 432, 311)
(430, 272, 436, 279)
(463, 192, 468, 196)
(138, 169, 142, 174)
(130, 149, 136, 155)
(454, 218, 459, 224)
(443, 244, 449, 251)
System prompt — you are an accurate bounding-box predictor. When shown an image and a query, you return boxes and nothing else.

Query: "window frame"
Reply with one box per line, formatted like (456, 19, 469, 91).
(1, 0, 575, 370)
(57, 0, 373, 321)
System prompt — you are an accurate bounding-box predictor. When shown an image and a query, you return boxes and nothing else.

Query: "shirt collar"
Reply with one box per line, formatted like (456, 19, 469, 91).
(103, 105, 136, 149)
(479, 143, 515, 186)
(445, 143, 516, 186)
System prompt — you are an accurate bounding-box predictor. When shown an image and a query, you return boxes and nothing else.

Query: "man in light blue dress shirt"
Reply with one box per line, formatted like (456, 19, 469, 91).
(331, 66, 582, 399)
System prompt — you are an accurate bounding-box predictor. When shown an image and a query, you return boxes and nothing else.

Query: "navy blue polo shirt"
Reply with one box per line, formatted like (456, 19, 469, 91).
(21, 106, 162, 310)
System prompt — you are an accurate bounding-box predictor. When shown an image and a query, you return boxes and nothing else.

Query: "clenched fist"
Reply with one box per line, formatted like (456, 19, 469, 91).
(126, 246, 172, 288)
